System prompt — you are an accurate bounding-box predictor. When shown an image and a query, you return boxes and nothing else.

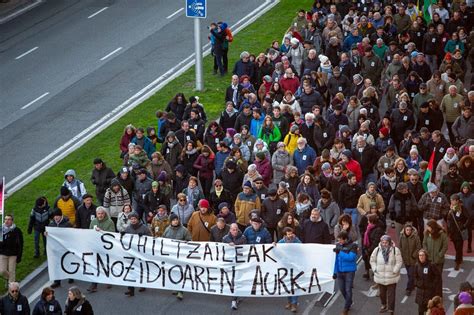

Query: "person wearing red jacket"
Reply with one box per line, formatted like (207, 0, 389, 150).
(341, 149, 362, 183)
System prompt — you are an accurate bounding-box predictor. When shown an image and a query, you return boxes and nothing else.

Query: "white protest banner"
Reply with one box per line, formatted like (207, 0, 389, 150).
(46, 227, 336, 297)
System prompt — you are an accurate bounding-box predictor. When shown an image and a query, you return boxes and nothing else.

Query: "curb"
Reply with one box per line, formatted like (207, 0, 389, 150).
(19, 261, 47, 290)
(0, 0, 43, 24)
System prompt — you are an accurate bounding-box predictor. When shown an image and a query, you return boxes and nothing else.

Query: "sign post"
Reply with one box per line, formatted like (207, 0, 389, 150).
(186, 0, 207, 91)
(0, 177, 5, 240)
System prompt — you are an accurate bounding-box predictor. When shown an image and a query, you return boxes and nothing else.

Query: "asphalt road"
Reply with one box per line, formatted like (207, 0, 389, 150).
(0, 0, 264, 182)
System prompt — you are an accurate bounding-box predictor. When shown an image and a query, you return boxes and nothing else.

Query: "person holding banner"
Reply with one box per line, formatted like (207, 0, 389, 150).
(49, 209, 73, 289)
(222, 223, 247, 310)
(278, 227, 302, 313)
(124, 212, 151, 297)
(187, 199, 217, 241)
(333, 230, 358, 315)
(87, 207, 115, 293)
(162, 213, 192, 301)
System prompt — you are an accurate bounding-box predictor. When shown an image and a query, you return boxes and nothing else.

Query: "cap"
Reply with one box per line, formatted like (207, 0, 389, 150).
(290, 38, 299, 45)
(120, 167, 129, 174)
(151, 181, 159, 188)
(342, 149, 352, 159)
(218, 202, 229, 211)
(268, 188, 277, 196)
(243, 181, 253, 189)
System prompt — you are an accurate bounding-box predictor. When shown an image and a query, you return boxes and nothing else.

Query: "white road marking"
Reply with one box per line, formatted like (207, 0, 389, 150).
(6, 0, 280, 196)
(21, 92, 49, 110)
(28, 282, 48, 303)
(88, 6, 108, 19)
(100, 47, 122, 61)
(15, 46, 38, 60)
(401, 296, 408, 304)
(444, 267, 464, 278)
(166, 7, 183, 19)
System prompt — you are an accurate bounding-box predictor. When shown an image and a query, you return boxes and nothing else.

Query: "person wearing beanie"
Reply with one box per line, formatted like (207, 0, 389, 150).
(454, 282, 474, 309)
(28, 197, 51, 257)
(254, 151, 272, 187)
(162, 211, 192, 301)
(234, 181, 261, 231)
(49, 208, 73, 288)
(161, 131, 183, 170)
(283, 123, 301, 156)
(357, 182, 385, 217)
(374, 127, 395, 155)
(341, 149, 363, 183)
(216, 202, 236, 225)
(455, 292, 474, 315)
(251, 139, 271, 163)
(435, 146, 459, 187)
(187, 199, 217, 242)
(370, 234, 403, 314)
(53, 186, 80, 226)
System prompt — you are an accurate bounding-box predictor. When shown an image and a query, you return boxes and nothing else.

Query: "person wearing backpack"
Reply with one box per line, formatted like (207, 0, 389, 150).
(370, 235, 403, 315)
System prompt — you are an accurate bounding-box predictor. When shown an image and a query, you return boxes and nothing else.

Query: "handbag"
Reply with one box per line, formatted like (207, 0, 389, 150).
(451, 211, 468, 241)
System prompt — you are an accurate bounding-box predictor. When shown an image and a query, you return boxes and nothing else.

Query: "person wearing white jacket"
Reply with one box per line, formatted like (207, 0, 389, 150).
(370, 235, 403, 315)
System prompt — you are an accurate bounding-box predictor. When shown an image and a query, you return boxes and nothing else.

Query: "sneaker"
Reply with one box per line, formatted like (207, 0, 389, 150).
(290, 304, 297, 313)
(176, 292, 183, 300)
(231, 300, 238, 310)
(380, 305, 388, 313)
(124, 290, 134, 297)
(138, 288, 146, 292)
(285, 302, 292, 309)
(363, 272, 370, 280)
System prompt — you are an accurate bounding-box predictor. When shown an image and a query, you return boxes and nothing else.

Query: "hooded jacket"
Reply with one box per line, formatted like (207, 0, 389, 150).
(63, 170, 87, 202)
(103, 180, 131, 218)
(370, 242, 403, 285)
(28, 197, 51, 233)
(399, 227, 422, 265)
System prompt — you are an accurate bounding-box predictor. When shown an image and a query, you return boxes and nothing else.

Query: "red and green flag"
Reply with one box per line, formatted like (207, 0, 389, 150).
(423, 150, 435, 191)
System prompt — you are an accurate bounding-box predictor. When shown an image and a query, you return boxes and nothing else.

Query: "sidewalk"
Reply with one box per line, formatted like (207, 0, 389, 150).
(0, 0, 42, 24)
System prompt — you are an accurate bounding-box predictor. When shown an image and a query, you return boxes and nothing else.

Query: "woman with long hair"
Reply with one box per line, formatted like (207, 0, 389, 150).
(415, 249, 440, 315)
(193, 145, 215, 199)
(179, 141, 200, 177)
(64, 287, 93, 315)
(204, 121, 225, 153)
(277, 212, 301, 240)
(423, 219, 448, 296)
(258, 115, 281, 151)
(334, 213, 358, 244)
(166, 92, 187, 120)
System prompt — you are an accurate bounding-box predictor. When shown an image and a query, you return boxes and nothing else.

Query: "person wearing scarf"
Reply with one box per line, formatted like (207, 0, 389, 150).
(370, 234, 403, 315)
(388, 182, 418, 239)
(0, 215, 23, 284)
(435, 147, 459, 186)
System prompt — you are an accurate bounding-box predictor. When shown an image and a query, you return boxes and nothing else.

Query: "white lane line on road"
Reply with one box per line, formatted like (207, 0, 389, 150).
(21, 92, 50, 110)
(6, 0, 280, 196)
(15, 46, 38, 60)
(401, 296, 408, 304)
(88, 6, 108, 19)
(100, 47, 122, 61)
(166, 7, 184, 19)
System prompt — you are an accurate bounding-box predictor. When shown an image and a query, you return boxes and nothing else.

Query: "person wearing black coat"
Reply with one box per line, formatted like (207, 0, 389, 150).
(219, 102, 239, 132)
(0, 283, 30, 315)
(221, 161, 244, 200)
(209, 181, 234, 215)
(165, 93, 187, 121)
(390, 104, 415, 149)
(427, 131, 450, 178)
(159, 113, 181, 142)
(209, 219, 230, 242)
(0, 215, 23, 283)
(360, 213, 385, 279)
(64, 287, 93, 315)
(414, 249, 439, 315)
(352, 137, 378, 185)
(117, 167, 135, 198)
(144, 183, 170, 222)
(313, 115, 336, 153)
(261, 189, 288, 240)
(28, 197, 51, 258)
(301, 209, 331, 244)
(32, 287, 62, 315)
(173, 164, 190, 199)
(447, 195, 470, 270)
(225, 76, 243, 105)
(299, 85, 325, 115)
(74, 194, 97, 230)
(90, 159, 115, 206)
(234, 106, 253, 132)
(174, 122, 198, 147)
(300, 116, 317, 152)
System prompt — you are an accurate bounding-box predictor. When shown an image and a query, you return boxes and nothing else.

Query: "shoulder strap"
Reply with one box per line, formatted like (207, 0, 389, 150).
(199, 213, 211, 233)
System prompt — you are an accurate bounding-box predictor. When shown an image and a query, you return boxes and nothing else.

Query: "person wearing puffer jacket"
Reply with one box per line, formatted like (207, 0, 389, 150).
(370, 235, 403, 315)
(388, 182, 419, 239)
(62, 169, 87, 202)
(271, 142, 292, 186)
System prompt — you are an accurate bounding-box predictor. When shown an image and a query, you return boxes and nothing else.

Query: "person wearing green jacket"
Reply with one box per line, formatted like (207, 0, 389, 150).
(88, 206, 115, 292)
(422, 219, 448, 297)
(258, 115, 281, 150)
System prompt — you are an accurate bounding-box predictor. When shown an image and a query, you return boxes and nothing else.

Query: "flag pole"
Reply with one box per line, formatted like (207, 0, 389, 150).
(0, 177, 4, 241)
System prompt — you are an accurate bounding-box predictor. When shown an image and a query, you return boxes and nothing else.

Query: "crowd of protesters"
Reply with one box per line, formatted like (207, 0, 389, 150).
(1, 1, 474, 314)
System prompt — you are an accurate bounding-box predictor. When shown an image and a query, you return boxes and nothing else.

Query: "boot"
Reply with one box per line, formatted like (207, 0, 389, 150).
(290, 304, 298, 313)
(455, 263, 461, 271)
(341, 309, 349, 315)
(363, 271, 370, 280)
(124, 289, 134, 297)
(285, 302, 292, 309)
(176, 292, 183, 300)
(87, 284, 97, 293)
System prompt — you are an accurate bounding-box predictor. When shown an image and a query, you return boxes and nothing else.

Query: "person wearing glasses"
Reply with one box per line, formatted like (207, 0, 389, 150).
(0, 215, 23, 284)
(0, 282, 30, 315)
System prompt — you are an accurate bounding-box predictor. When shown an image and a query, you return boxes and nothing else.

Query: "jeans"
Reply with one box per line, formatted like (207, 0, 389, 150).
(34, 230, 47, 255)
(337, 271, 355, 310)
(213, 52, 225, 75)
(405, 265, 415, 291)
(344, 208, 359, 230)
(287, 296, 298, 304)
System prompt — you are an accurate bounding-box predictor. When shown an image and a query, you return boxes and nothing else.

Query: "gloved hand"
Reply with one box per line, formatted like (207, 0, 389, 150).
(332, 274, 337, 280)
(333, 247, 340, 254)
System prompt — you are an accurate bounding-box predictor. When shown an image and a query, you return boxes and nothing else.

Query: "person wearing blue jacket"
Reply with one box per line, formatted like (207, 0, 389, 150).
(333, 230, 358, 315)
(243, 213, 272, 244)
(249, 108, 265, 138)
(131, 127, 156, 159)
(277, 227, 302, 313)
(293, 137, 317, 175)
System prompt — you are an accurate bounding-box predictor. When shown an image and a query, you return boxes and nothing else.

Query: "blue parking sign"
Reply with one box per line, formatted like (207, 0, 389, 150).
(186, 0, 206, 18)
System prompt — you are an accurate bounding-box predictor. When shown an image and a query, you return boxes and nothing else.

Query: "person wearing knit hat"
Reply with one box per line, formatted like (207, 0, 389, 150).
(342, 149, 352, 159)
(234, 180, 261, 231)
(187, 199, 217, 242)
(379, 127, 389, 138)
(457, 292, 474, 310)
(151, 181, 159, 188)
